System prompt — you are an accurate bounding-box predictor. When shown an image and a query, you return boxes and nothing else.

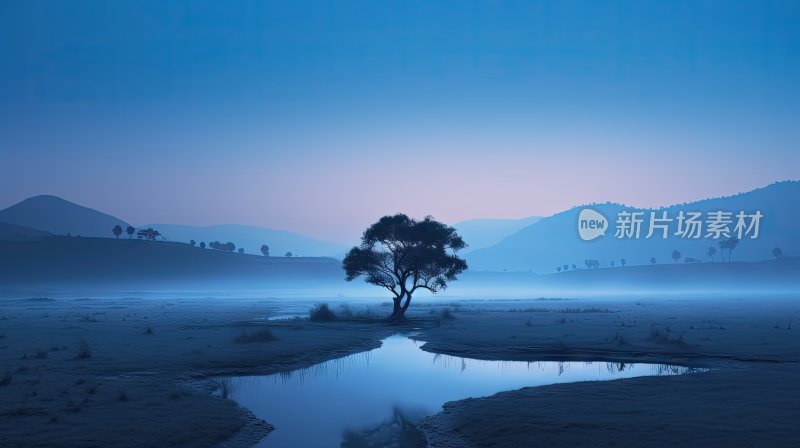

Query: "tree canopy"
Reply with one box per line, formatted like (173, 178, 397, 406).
(343, 214, 467, 320)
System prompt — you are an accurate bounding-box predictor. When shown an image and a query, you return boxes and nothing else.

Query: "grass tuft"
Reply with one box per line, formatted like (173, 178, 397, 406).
(309, 303, 337, 322)
(77, 339, 92, 359)
(234, 328, 275, 344)
(0, 368, 12, 386)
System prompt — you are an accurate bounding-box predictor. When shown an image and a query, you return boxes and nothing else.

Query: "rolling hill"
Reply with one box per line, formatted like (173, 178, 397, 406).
(0, 195, 130, 238)
(140, 223, 350, 258)
(0, 222, 52, 241)
(467, 181, 800, 273)
(0, 236, 344, 289)
(454, 216, 541, 252)
(0, 195, 352, 258)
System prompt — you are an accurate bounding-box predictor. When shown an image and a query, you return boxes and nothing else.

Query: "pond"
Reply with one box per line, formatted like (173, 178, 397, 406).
(224, 334, 697, 447)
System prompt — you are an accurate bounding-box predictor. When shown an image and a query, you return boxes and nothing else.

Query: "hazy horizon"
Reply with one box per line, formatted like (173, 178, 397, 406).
(0, 179, 795, 244)
(3, 2, 799, 242)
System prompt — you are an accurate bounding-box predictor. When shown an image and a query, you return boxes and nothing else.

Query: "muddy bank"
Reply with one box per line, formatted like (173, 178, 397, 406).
(415, 296, 800, 447)
(0, 297, 395, 448)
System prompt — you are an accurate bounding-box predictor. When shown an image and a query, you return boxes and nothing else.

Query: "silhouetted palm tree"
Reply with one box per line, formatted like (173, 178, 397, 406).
(707, 246, 716, 262)
(112, 225, 122, 239)
(126, 226, 135, 239)
(719, 237, 739, 262)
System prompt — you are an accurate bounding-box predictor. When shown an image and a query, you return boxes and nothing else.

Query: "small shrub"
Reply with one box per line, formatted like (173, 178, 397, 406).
(77, 339, 92, 359)
(214, 377, 236, 399)
(441, 307, 456, 320)
(234, 328, 275, 344)
(1, 369, 11, 386)
(309, 303, 337, 322)
(338, 304, 354, 319)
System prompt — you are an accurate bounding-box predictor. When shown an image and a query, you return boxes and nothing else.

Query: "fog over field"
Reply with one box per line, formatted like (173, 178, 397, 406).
(2, 2, 799, 447)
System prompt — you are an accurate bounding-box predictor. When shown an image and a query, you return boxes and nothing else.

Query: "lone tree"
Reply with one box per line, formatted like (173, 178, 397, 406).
(209, 241, 235, 252)
(672, 250, 681, 263)
(199, 241, 206, 249)
(137, 228, 161, 241)
(126, 225, 135, 239)
(620, 258, 627, 267)
(112, 225, 122, 239)
(261, 244, 270, 257)
(343, 214, 467, 321)
(285, 251, 293, 257)
(650, 257, 656, 265)
(773, 247, 783, 259)
(719, 237, 740, 262)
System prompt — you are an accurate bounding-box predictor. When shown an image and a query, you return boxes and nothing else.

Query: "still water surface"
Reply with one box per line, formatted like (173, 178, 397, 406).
(226, 335, 695, 447)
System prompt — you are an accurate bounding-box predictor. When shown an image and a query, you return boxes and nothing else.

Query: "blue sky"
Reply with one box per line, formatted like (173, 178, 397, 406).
(1, 1, 798, 241)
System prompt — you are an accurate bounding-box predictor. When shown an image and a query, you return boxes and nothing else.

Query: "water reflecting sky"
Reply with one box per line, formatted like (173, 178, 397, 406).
(227, 334, 695, 447)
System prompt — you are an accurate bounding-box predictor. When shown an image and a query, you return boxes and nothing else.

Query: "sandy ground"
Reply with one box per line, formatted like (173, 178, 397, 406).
(0, 296, 394, 448)
(415, 295, 800, 447)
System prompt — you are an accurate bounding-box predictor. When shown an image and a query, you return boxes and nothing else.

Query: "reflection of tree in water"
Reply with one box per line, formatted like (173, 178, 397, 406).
(341, 406, 427, 448)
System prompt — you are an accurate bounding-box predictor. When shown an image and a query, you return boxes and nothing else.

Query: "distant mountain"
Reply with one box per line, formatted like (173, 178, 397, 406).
(454, 216, 541, 252)
(142, 223, 350, 258)
(0, 222, 52, 241)
(0, 195, 130, 238)
(467, 181, 800, 273)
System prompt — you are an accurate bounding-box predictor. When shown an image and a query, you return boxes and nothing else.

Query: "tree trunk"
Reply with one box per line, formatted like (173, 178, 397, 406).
(390, 296, 403, 318)
(388, 293, 412, 323)
(401, 293, 412, 314)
